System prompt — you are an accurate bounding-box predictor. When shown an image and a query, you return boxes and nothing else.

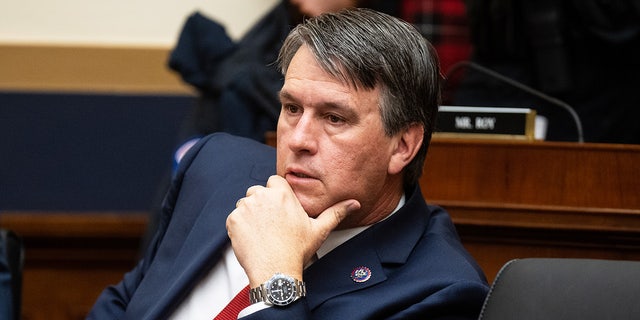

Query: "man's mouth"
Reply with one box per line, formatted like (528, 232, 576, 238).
(286, 167, 317, 181)
(292, 172, 312, 178)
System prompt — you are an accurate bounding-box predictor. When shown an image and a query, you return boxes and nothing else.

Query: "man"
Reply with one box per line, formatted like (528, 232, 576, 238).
(88, 8, 488, 319)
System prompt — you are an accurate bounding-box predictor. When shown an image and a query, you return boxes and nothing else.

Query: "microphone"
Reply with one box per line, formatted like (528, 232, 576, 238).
(445, 60, 584, 143)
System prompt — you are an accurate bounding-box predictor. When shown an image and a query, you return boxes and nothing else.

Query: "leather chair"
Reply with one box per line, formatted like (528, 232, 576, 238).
(478, 258, 640, 320)
(0, 229, 24, 320)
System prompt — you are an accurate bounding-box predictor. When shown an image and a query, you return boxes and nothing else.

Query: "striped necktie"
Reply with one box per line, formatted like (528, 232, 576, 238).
(213, 285, 250, 320)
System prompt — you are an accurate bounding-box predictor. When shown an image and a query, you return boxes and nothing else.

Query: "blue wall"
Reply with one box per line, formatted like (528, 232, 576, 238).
(0, 92, 195, 211)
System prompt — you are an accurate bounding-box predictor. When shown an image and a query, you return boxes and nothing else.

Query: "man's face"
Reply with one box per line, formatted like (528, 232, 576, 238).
(276, 45, 403, 224)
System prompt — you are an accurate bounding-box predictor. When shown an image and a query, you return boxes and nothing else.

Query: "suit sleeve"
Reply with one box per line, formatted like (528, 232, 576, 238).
(408, 280, 489, 320)
(85, 136, 213, 320)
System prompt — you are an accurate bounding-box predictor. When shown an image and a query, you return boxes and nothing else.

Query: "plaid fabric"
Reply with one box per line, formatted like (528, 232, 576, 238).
(400, 0, 471, 73)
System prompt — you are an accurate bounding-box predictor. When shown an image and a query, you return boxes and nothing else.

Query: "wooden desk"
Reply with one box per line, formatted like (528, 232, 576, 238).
(422, 137, 640, 281)
(2, 137, 639, 319)
(0, 212, 147, 320)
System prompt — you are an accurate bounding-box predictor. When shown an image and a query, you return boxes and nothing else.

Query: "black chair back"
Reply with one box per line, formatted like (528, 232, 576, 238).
(0, 229, 24, 320)
(479, 258, 640, 320)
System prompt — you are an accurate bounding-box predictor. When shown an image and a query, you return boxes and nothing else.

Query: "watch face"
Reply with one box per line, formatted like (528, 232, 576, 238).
(266, 274, 296, 306)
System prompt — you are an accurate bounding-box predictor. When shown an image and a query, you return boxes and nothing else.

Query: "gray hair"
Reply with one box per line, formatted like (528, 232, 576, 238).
(277, 8, 441, 188)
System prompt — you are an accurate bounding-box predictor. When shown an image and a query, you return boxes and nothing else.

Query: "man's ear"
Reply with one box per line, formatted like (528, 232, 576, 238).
(388, 123, 424, 175)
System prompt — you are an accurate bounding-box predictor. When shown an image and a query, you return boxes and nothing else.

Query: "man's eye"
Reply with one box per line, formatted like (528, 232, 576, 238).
(285, 104, 300, 114)
(327, 114, 344, 123)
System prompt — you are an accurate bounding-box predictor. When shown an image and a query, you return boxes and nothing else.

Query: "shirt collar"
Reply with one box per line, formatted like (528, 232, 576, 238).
(316, 194, 406, 259)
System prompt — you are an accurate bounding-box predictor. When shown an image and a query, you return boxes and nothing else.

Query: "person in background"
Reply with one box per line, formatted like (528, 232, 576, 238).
(366, 0, 472, 73)
(88, 8, 488, 320)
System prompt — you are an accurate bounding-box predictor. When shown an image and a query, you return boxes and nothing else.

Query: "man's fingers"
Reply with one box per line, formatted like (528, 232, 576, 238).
(246, 175, 289, 197)
(265, 175, 291, 189)
(314, 199, 361, 234)
(245, 185, 263, 197)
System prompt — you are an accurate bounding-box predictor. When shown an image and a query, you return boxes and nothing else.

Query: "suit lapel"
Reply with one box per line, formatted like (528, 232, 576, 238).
(303, 186, 430, 310)
(304, 232, 386, 309)
(162, 194, 233, 295)
(125, 191, 235, 319)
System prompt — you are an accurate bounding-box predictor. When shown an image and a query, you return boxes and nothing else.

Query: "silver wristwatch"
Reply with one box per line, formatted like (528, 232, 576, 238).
(249, 273, 306, 306)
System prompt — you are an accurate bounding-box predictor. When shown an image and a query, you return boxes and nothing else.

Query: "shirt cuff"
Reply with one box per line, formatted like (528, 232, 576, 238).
(237, 302, 270, 318)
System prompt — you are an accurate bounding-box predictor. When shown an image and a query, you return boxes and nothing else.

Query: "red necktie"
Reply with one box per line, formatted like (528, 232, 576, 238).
(214, 285, 251, 320)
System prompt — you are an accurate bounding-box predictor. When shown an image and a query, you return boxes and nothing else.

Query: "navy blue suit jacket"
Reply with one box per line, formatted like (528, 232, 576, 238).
(87, 133, 489, 319)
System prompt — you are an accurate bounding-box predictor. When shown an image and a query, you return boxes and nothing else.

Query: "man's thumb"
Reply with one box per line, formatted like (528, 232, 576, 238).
(315, 199, 361, 232)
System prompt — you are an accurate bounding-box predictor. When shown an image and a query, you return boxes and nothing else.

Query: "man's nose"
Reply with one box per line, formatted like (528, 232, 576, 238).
(288, 115, 318, 154)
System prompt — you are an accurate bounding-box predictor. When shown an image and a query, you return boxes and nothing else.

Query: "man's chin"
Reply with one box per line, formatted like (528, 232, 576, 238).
(292, 188, 333, 218)
(297, 198, 325, 219)
(301, 204, 323, 219)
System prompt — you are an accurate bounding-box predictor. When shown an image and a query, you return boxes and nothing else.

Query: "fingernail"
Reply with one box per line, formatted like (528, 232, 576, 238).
(347, 200, 361, 211)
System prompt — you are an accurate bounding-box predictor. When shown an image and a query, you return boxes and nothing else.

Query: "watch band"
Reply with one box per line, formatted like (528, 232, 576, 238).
(249, 273, 306, 306)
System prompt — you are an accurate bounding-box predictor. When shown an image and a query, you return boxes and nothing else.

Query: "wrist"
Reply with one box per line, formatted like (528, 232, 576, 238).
(248, 267, 303, 288)
(250, 273, 306, 306)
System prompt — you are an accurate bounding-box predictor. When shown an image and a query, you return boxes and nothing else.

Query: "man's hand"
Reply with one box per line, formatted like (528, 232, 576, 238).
(226, 175, 360, 287)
